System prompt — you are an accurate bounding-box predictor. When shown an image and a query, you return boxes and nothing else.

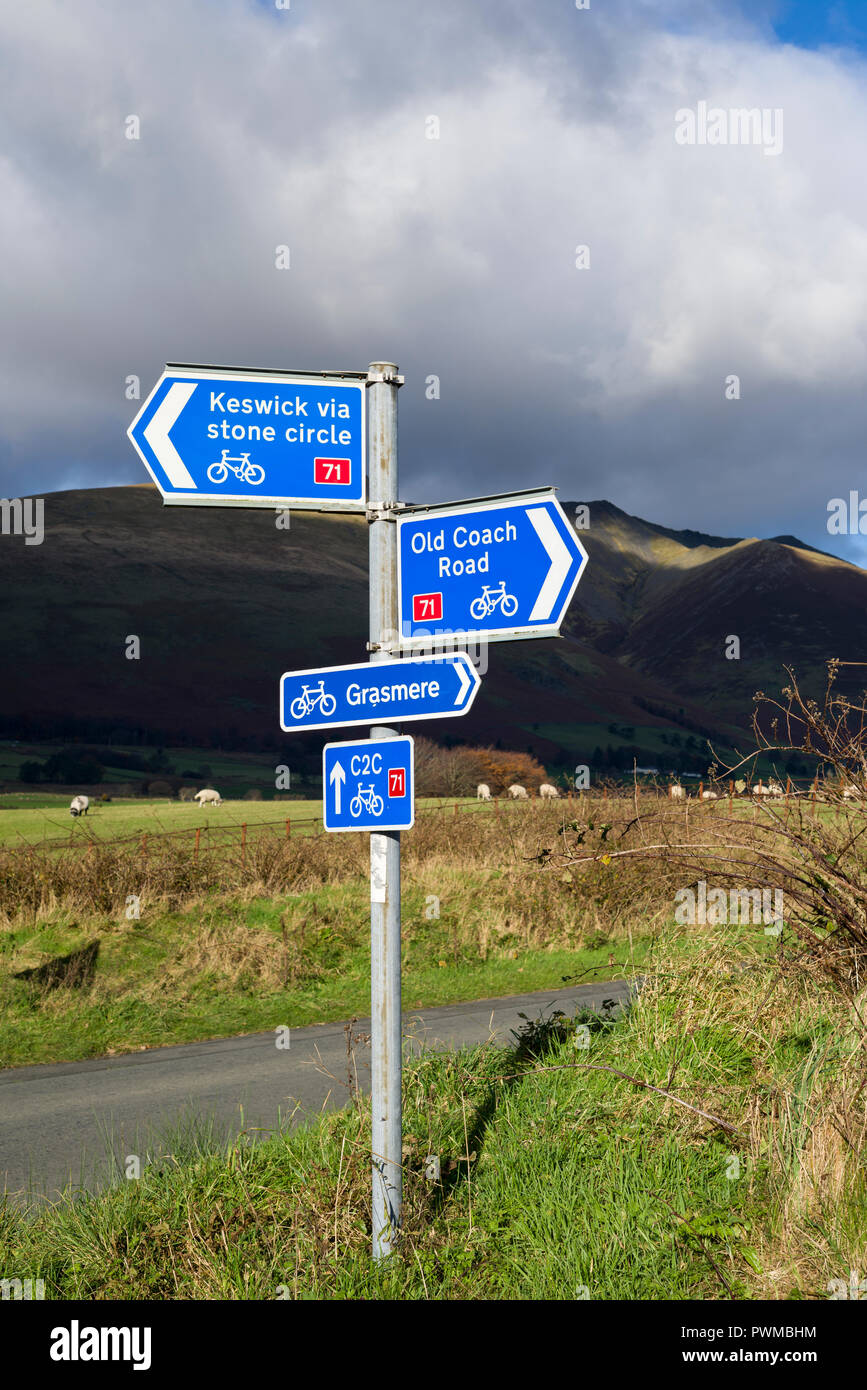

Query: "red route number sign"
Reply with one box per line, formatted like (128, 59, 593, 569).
(388, 769, 407, 798)
(314, 457, 351, 485)
(412, 592, 442, 622)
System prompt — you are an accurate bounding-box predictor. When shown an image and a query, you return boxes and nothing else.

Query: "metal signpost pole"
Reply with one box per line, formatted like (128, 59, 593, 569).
(367, 360, 402, 1258)
(131, 356, 588, 1268)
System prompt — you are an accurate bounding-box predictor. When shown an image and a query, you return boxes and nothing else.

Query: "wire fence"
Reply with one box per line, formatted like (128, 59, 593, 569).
(0, 795, 514, 862)
(0, 775, 850, 864)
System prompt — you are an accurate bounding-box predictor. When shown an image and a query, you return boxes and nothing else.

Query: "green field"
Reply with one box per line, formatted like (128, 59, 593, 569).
(0, 796, 321, 848)
(0, 740, 295, 790)
(0, 795, 486, 848)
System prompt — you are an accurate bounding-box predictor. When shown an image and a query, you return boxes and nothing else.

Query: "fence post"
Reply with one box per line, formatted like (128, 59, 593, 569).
(728, 780, 733, 813)
(194, 827, 200, 862)
(241, 822, 247, 867)
(286, 818, 291, 840)
(141, 834, 147, 858)
(699, 781, 704, 800)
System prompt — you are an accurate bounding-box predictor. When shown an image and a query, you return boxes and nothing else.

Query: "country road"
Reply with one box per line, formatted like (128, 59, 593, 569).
(0, 979, 632, 1203)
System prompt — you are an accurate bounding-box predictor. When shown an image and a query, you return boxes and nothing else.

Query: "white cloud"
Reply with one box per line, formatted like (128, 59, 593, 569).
(1, 0, 866, 554)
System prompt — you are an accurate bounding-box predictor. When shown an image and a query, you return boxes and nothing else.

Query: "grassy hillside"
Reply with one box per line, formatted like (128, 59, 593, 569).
(4, 486, 864, 776)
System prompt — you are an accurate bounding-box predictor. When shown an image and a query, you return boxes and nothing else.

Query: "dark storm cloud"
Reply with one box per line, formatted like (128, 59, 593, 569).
(1, 0, 866, 561)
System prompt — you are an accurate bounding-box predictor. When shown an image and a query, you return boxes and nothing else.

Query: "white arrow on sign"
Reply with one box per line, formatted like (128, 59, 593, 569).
(453, 660, 471, 706)
(330, 759, 346, 814)
(142, 382, 197, 488)
(527, 506, 572, 622)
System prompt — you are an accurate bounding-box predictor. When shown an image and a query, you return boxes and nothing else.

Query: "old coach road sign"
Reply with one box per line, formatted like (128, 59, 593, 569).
(128, 365, 366, 510)
(397, 490, 588, 646)
(280, 653, 480, 733)
(323, 736, 415, 833)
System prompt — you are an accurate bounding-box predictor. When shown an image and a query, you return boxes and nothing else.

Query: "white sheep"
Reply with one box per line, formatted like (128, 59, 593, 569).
(700, 790, 718, 800)
(69, 794, 89, 817)
(669, 784, 685, 800)
(194, 788, 223, 807)
(476, 783, 492, 800)
(538, 784, 559, 798)
(842, 784, 861, 800)
(507, 784, 528, 800)
(767, 780, 784, 798)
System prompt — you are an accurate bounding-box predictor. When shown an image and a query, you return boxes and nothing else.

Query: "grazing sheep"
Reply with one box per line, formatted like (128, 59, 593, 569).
(752, 782, 777, 797)
(767, 780, 784, 798)
(507, 784, 528, 800)
(700, 790, 718, 800)
(669, 784, 685, 800)
(194, 788, 223, 807)
(842, 784, 862, 800)
(538, 783, 559, 798)
(476, 783, 492, 800)
(69, 794, 89, 817)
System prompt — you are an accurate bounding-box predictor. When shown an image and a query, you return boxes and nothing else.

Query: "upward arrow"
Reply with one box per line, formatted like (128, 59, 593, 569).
(330, 760, 346, 814)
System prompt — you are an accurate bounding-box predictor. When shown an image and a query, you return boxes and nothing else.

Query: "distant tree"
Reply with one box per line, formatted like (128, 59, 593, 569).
(413, 738, 548, 797)
(19, 761, 43, 783)
(476, 747, 548, 795)
(145, 748, 173, 774)
(146, 780, 174, 798)
(42, 751, 104, 784)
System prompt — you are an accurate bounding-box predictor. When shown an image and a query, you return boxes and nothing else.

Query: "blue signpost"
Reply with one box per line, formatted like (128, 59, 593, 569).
(323, 736, 414, 833)
(129, 356, 590, 1265)
(396, 490, 588, 646)
(280, 653, 480, 732)
(128, 365, 366, 510)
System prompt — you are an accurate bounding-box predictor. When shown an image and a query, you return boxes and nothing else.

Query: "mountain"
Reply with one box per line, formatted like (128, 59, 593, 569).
(2, 486, 865, 771)
(563, 501, 867, 725)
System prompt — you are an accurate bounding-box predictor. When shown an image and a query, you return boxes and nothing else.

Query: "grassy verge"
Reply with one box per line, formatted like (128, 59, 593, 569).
(0, 880, 639, 1067)
(0, 799, 659, 1067)
(2, 933, 863, 1299)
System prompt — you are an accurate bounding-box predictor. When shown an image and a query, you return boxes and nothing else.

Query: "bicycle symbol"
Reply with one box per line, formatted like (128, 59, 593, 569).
(469, 581, 518, 621)
(289, 680, 337, 721)
(350, 785, 384, 819)
(207, 450, 266, 486)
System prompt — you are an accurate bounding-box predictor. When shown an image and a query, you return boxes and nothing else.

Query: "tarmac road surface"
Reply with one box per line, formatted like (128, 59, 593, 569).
(0, 978, 633, 1203)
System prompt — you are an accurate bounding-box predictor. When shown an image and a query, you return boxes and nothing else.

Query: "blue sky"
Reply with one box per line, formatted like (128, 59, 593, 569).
(767, 0, 867, 50)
